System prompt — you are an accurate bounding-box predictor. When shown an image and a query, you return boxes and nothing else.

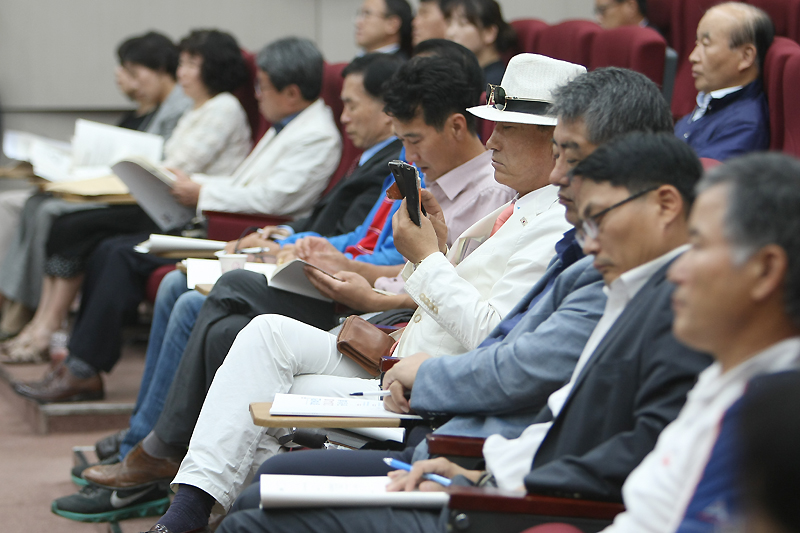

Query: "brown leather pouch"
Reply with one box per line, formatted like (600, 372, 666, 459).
(336, 315, 395, 377)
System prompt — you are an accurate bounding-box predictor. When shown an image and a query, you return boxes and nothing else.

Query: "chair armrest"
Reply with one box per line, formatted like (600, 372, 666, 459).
(447, 485, 624, 520)
(202, 210, 293, 241)
(380, 356, 400, 372)
(427, 434, 485, 458)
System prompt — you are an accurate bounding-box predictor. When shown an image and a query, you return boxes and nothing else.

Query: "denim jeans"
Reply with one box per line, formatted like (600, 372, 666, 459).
(119, 270, 207, 458)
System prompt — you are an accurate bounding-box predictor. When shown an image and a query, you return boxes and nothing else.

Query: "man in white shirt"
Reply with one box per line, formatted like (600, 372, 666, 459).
(603, 152, 800, 533)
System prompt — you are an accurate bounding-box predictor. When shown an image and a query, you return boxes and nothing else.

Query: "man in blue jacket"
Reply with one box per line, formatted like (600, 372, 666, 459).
(674, 2, 774, 161)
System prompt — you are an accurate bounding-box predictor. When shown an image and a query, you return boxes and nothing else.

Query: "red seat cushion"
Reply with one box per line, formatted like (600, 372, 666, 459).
(145, 264, 177, 304)
(510, 19, 548, 54)
(235, 49, 270, 144)
(781, 52, 800, 156)
(763, 37, 800, 151)
(747, 0, 800, 43)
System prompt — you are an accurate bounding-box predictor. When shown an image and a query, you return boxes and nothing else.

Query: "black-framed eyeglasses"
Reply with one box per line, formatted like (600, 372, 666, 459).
(486, 84, 554, 116)
(575, 186, 659, 247)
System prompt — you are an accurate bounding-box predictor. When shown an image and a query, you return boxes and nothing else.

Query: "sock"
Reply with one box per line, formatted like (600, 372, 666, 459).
(142, 432, 185, 460)
(158, 484, 215, 533)
(64, 356, 98, 379)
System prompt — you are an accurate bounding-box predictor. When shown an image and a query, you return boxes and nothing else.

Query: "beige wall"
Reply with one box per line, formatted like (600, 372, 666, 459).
(0, 0, 593, 142)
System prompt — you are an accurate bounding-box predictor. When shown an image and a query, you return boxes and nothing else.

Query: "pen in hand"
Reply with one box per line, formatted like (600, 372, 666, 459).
(383, 458, 452, 487)
(350, 390, 411, 400)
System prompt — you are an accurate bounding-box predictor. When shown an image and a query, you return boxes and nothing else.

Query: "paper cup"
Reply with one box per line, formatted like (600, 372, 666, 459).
(219, 254, 247, 273)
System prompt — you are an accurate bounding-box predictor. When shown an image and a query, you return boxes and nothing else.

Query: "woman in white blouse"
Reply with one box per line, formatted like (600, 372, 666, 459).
(0, 29, 253, 364)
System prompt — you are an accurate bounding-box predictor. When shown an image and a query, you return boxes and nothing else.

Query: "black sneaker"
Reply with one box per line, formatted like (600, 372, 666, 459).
(71, 455, 120, 487)
(96, 429, 129, 461)
(51, 483, 170, 523)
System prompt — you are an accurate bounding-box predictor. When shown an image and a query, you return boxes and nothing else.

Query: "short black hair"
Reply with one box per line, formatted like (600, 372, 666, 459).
(383, 55, 480, 133)
(178, 30, 249, 95)
(411, 39, 484, 104)
(699, 152, 800, 326)
(551, 67, 674, 145)
(385, 0, 414, 57)
(571, 132, 702, 212)
(341, 53, 405, 100)
(117, 31, 179, 78)
(440, 0, 517, 53)
(256, 37, 324, 102)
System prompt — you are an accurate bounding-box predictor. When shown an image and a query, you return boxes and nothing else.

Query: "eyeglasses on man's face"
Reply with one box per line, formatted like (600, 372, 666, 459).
(575, 186, 658, 248)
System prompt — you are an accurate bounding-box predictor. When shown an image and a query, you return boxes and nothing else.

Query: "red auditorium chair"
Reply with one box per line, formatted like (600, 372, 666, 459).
(589, 26, 667, 87)
(204, 61, 361, 241)
(646, 0, 676, 45)
(747, 0, 800, 43)
(533, 20, 603, 67)
(780, 52, 800, 156)
(235, 49, 270, 144)
(762, 37, 800, 152)
(669, 0, 718, 119)
(510, 19, 549, 54)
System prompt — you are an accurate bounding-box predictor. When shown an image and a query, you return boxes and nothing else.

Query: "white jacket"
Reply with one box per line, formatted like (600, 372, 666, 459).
(194, 98, 341, 217)
(395, 184, 570, 358)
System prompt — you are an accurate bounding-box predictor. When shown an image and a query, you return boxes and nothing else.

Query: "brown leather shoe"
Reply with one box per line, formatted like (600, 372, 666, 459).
(13, 363, 103, 403)
(84, 442, 180, 490)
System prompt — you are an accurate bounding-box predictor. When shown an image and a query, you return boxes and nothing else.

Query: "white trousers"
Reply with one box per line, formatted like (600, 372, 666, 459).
(172, 314, 380, 509)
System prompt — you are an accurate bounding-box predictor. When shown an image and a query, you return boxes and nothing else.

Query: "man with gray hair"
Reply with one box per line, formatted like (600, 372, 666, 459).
(602, 152, 800, 533)
(170, 36, 342, 216)
(674, 2, 774, 161)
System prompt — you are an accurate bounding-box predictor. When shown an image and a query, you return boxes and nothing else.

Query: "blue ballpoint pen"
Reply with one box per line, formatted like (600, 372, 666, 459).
(383, 457, 452, 487)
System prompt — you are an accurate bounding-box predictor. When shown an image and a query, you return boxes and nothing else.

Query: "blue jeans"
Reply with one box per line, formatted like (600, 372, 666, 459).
(119, 270, 207, 458)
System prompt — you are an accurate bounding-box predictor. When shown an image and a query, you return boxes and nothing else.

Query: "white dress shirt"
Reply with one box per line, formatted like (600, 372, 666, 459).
(483, 245, 689, 491)
(604, 336, 800, 533)
(690, 85, 744, 122)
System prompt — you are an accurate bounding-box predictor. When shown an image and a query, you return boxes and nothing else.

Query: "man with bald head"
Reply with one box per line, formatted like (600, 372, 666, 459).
(674, 2, 774, 161)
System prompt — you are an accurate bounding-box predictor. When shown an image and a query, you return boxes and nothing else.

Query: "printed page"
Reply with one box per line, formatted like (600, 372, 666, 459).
(137, 235, 227, 254)
(112, 160, 195, 231)
(72, 119, 164, 167)
(269, 393, 422, 420)
(267, 259, 336, 302)
(260, 474, 449, 508)
(185, 258, 276, 289)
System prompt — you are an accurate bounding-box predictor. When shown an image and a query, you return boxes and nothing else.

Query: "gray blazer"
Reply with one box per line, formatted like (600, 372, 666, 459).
(145, 85, 192, 142)
(410, 255, 606, 462)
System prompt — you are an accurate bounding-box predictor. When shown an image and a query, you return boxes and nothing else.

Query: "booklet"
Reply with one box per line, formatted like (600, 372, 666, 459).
(113, 158, 196, 231)
(134, 234, 227, 255)
(267, 259, 341, 302)
(269, 393, 422, 420)
(259, 474, 449, 509)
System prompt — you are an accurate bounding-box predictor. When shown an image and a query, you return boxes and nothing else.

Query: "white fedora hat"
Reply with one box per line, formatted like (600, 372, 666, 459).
(468, 54, 586, 126)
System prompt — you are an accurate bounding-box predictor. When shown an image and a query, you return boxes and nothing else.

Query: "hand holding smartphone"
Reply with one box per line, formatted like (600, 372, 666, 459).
(387, 161, 426, 226)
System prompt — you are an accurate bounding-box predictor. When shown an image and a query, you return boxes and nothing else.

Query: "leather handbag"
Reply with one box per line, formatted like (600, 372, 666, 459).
(336, 315, 395, 377)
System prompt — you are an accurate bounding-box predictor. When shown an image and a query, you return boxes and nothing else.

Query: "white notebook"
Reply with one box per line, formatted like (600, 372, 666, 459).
(259, 474, 449, 508)
(269, 393, 422, 420)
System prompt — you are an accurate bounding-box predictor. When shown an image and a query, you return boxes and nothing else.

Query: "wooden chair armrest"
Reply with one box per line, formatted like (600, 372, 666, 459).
(427, 434, 486, 458)
(447, 485, 625, 521)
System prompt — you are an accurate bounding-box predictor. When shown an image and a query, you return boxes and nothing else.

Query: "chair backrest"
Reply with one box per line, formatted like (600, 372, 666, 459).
(509, 18, 548, 54)
(646, 0, 676, 45)
(780, 51, 800, 156)
(589, 26, 668, 87)
(762, 37, 800, 151)
(669, 0, 718, 119)
(319, 61, 362, 196)
(235, 49, 270, 144)
(747, 0, 800, 43)
(533, 20, 602, 67)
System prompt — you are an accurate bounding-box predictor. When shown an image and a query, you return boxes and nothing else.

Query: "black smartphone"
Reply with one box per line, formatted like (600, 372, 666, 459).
(388, 160, 426, 226)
